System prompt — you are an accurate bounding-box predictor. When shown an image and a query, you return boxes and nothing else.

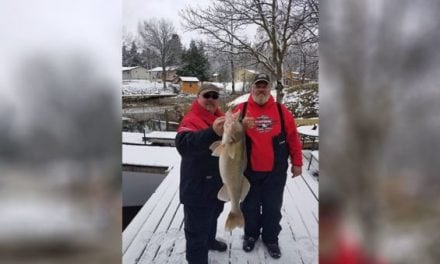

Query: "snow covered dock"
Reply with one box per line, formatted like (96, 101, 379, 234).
(123, 132, 178, 146)
(123, 143, 318, 264)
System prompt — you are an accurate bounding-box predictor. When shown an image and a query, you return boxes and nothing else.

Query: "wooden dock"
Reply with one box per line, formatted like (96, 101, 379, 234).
(123, 146, 318, 264)
(123, 132, 177, 146)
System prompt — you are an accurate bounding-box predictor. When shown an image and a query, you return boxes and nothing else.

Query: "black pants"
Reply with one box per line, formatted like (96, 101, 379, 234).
(183, 201, 224, 264)
(241, 170, 287, 244)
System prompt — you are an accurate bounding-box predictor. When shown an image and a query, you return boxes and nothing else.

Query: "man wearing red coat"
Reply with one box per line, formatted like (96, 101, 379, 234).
(176, 83, 227, 264)
(234, 73, 303, 259)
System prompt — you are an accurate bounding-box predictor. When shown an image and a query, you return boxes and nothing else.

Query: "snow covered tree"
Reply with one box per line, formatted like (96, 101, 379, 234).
(138, 18, 177, 90)
(181, 0, 319, 102)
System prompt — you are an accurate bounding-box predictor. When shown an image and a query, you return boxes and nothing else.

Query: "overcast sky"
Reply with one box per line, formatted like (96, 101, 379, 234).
(0, 0, 120, 106)
(123, 0, 211, 47)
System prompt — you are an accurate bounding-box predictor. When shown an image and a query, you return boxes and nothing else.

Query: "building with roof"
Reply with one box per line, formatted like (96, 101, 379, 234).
(147, 66, 179, 82)
(234, 68, 258, 83)
(122, 66, 149, 80)
(177, 76, 200, 94)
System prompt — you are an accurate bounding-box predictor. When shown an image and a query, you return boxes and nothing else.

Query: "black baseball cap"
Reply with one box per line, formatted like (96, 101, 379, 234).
(252, 73, 270, 85)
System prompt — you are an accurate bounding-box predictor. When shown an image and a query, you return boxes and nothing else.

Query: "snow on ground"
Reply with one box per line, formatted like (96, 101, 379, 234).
(122, 145, 178, 168)
(122, 132, 146, 145)
(228, 88, 319, 118)
(144, 131, 177, 139)
(122, 79, 176, 95)
(122, 79, 249, 96)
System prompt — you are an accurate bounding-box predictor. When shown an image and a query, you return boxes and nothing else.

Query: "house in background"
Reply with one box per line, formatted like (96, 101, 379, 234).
(147, 66, 179, 82)
(177, 76, 200, 94)
(234, 68, 258, 83)
(283, 70, 313, 87)
(233, 68, 314, 88)
(122, 66, 149, 80)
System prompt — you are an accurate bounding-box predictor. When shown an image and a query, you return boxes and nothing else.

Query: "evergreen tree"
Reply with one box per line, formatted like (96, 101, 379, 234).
(127, 41, 141, 66)
(122, 45, 130, 66)
(178, 40, 210, 81)
(168, 34, 183, 66)
(123, 41, 141, 67)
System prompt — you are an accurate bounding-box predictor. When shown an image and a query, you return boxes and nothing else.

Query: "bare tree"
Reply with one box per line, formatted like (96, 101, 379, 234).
(138, 19, 177, 90)
(181, 0, 318, 102)
(199, 6, 242, 94)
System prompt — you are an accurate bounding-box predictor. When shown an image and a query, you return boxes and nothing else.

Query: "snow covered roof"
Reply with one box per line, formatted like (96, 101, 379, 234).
(179, 76, 199, 82)
(244, 69, 258, 74)
(148, 66, 178, 72)
(123, 66, 141, 71)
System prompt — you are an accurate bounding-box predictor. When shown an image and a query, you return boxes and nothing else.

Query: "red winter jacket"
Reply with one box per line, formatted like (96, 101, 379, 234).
(177, 100, 224, 133)
(235, 95, 302, 172)
(176, 100, 224, 206)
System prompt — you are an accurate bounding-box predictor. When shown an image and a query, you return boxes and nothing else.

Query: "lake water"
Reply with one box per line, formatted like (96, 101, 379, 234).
(122, 170, 166, 230)
(122, 104, 183, 133)
(121, 98, 189, 229)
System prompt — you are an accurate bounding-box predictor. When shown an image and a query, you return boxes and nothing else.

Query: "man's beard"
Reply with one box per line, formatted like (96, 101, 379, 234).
(252, 93, 270, 105)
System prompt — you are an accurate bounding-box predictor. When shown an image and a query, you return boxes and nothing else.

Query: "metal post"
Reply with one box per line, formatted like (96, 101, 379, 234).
(142, 128, 147, 145)
(165, 109, 169, 131)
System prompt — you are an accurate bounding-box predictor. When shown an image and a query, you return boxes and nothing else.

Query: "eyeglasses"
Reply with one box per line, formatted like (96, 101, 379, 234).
(202, 92, 219, 99)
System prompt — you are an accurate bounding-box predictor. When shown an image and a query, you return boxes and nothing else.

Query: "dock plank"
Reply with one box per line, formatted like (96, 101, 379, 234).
(123, 168, 175, 253)
(123, 177, 179, 264)
(140, 191, 181, 263)
(293, 175, 319, 223)
(300, 153, 319, 199)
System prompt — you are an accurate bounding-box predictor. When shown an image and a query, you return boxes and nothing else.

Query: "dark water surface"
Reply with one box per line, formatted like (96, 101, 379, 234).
(122, 170, 165, 230)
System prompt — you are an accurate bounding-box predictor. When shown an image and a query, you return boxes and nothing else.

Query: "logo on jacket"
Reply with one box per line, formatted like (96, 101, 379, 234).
(255, 115, 273, 133)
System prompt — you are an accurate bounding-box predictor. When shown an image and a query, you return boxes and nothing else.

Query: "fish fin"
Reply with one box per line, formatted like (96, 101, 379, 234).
(227, 145, 236, 159)
(209, 140, 221, 152)
(240, 177, 251, 202)
(225, 211, 244, 231)
(211, 142, 224, 157)
(217, 185, 230, 202)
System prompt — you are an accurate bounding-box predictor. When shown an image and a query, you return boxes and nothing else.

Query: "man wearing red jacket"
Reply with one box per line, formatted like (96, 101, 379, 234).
(234, 73, 303, 259)
(175, 83, 227, 264)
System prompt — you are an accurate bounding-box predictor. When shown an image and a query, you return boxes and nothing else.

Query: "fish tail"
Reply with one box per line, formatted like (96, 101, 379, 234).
(225, 211, 244, 231)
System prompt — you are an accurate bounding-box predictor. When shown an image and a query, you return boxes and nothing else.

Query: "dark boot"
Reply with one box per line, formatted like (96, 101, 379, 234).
(208, 239, 227, 252)
(242, 235, 257, 252)
(265, 243, 281, 259)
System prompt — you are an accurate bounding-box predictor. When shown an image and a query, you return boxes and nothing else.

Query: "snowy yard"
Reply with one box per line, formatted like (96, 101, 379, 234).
(123, 80, 177, 95)
(123, 79, 255, 96)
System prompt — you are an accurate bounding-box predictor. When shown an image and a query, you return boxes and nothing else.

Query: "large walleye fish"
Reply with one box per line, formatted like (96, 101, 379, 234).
(210, 109, 250, 231)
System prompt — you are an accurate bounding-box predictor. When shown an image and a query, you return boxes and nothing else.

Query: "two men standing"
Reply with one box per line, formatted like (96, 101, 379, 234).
(176, 74, 302, 263)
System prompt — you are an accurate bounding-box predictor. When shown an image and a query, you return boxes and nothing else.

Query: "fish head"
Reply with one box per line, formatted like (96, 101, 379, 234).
(223, 110, 244, 143)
